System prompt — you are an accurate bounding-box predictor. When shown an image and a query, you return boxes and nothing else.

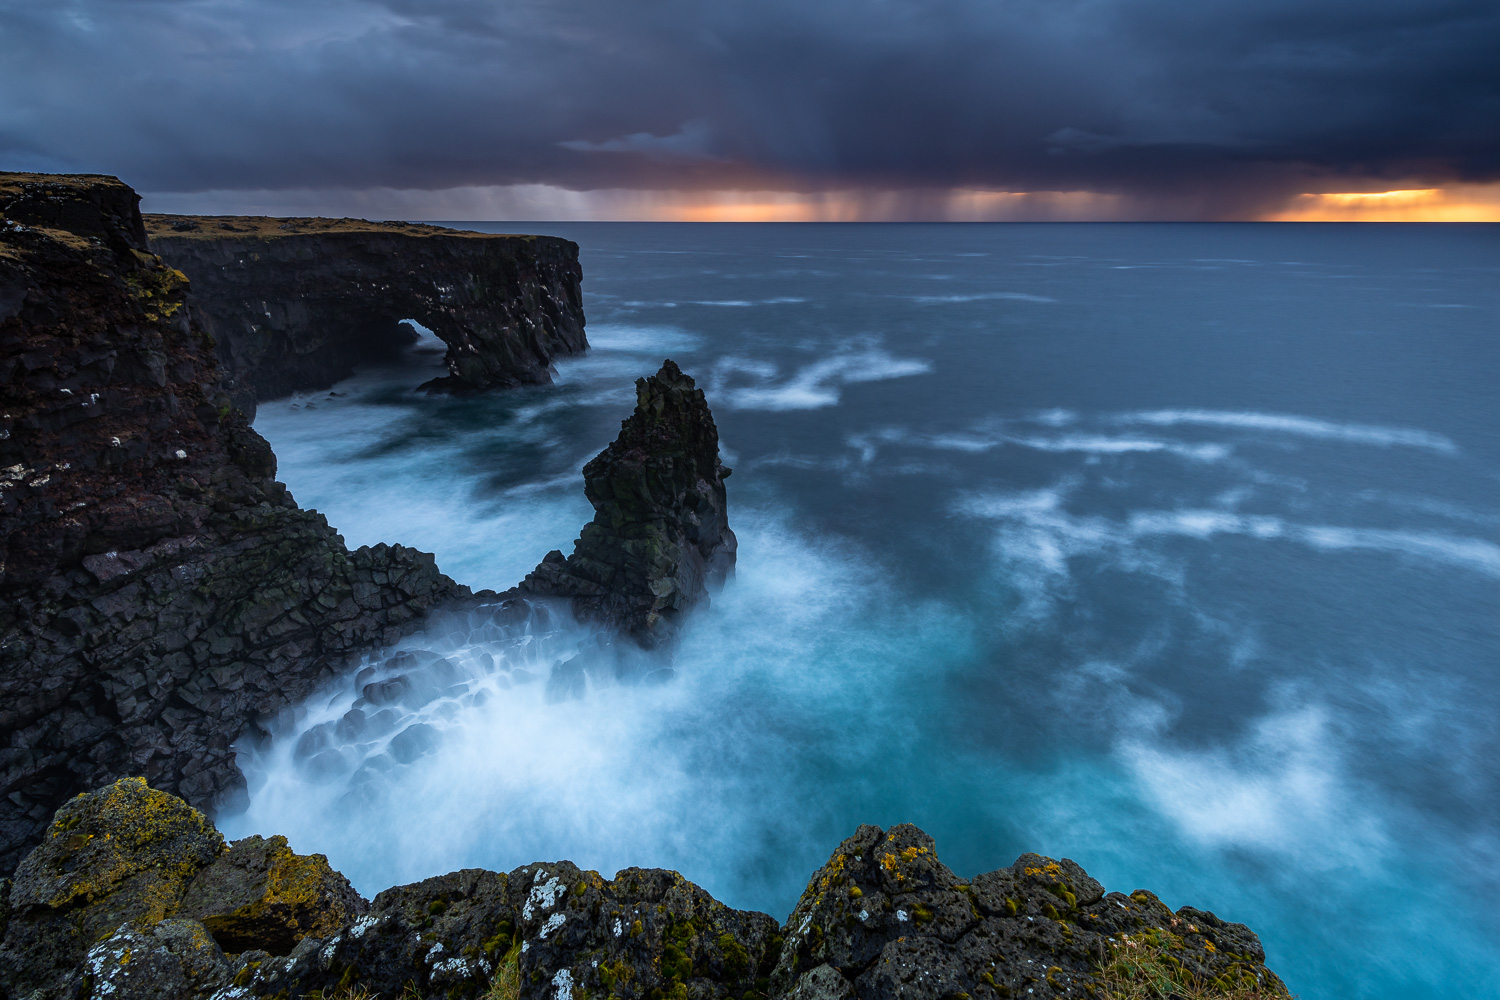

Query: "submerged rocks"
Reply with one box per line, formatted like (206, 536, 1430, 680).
(0, 783, 1288, 1000)
(519, 359, 737, 647)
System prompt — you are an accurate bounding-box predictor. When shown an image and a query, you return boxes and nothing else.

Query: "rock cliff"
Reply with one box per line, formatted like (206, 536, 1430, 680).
(1, 172, 736, 878)
(0, 780, 1289, 1000)
(0, 173, 474, 874)
(144, 214, 587, 405)
(516, 360, 736, 649)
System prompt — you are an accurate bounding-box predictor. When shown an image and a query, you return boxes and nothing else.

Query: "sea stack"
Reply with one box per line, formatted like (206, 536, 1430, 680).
(517, 359, 737, 648)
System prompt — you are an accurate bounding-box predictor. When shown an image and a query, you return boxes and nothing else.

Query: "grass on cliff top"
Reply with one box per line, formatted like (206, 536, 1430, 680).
(1091, 941, 1296, 1000)
(142, 213, 537, 241)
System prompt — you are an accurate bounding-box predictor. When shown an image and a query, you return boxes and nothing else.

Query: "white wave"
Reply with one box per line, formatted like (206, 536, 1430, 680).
(725, 350, 932, 411)
(584, 323, 702, 353)
(224, 512, 970, 901)
(959, 488, 1500, 582)
(850, 426, 1227, 463)
(1029, 409, 1078, 427)
(1005, 435, 1229, 461)
(1121, 706, 1388, 863)
(1115, 409, 1458, 454)
(687, 297, 808, 307)
(908, 292, 1056, 304)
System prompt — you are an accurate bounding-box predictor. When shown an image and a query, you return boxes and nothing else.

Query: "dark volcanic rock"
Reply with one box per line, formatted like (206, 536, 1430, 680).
(178, 833, 367, 955)
(0, 173, 472, 873)
(517, 359, 736, 648)
(0, 784, 1288, 1000)
(233, 860, 782, 1000)
(771, 824, 1285, 1000)
(145, 213, 587, 404)
(77, 918, 233, 1000)
(0, 778, 226, 999)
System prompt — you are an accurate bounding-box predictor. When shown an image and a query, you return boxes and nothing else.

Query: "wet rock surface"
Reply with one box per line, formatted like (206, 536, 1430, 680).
(0, 173, 473, 873)
(145, 213, 587, 404)
(517, 359, 737, 648)
(0, 783, 1286, 1000)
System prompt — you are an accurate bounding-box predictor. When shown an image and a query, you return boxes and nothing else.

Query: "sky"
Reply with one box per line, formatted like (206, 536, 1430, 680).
(2, 0, 1498, 221)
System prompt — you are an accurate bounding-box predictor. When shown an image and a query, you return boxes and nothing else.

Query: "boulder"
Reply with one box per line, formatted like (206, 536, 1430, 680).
(0, 777, 225, 998)
(72, 917, 232, 999)
(178, 833, 368, 955)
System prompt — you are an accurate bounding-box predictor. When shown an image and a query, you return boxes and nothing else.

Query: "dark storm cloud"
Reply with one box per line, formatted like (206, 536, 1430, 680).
(1, 0, 1497, 214)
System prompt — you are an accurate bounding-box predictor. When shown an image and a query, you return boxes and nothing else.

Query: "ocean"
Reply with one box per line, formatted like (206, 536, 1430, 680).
(222, 222, 1500, 999)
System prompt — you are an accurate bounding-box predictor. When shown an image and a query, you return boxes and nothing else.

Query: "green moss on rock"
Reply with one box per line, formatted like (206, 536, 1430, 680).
(179, 833, 368, 955)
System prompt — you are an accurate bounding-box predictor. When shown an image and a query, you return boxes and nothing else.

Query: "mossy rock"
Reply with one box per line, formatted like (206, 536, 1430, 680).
(0, 777, 225, 998)
(71, 917, 232, 999)
(179, 833, 368, 954)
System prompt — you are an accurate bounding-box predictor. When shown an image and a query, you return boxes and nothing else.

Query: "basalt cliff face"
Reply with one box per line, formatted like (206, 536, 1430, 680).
(0, 779, 1288, 1000)
(0, 173, 473, 874)
(0, 173, 733, 878)
(517, 359, 736, 649)
(144, 214, 587, 406)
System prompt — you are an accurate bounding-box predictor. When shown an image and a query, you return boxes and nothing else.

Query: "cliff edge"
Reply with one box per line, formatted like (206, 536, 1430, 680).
(0, 779, 1289, 1000)
(0, 173, 473, 874)
(145, 213, 587, 405)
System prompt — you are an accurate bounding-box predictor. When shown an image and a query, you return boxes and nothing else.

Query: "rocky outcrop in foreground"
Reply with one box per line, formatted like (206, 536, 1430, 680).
(0, 779, 1288, 1000)
(518, 360, 736, 649)
(0, 173, 472, 873)
(145, 214, 587, 404)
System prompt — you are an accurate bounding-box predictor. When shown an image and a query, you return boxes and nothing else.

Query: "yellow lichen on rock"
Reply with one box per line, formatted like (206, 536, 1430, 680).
(179, 833, 366, 954)
(26, 776, 224, 923)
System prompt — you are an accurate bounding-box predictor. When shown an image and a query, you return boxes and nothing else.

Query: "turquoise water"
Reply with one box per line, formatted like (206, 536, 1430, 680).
(229, 223, 1500, 999)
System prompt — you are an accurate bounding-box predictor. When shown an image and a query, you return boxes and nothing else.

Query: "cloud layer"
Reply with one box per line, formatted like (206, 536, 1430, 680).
(3, 0, 1498, 217)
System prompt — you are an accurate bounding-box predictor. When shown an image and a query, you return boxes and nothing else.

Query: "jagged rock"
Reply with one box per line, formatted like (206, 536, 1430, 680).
(0, 778, 225, 999)
(72, 918, 233, 999)
(771, 824, 1285, 1000)
(144, 213, 587, 403)
(227, 859, 782, 1000)
(0, 784, 1287, 1000)
(178, 833, 368, 955)
(0, 173, 475, 872)
(518, 359, 736, 647)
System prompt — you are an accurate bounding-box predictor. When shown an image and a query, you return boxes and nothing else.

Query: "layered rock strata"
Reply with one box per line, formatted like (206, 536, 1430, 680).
(0, 173, 472, 874)
(0, 779, 1288, 1000)
(144, 213, 587, 405)
(517, 360, 736, 649)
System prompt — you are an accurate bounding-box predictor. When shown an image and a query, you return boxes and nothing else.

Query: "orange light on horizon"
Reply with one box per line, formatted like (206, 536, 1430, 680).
(1265, 186, 1500, 222)
(142, 181, 1500, 223)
